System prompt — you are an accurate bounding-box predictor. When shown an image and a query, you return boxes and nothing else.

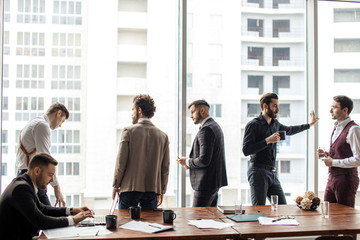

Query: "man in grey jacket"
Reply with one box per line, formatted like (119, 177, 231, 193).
(112, 94, 170, 209)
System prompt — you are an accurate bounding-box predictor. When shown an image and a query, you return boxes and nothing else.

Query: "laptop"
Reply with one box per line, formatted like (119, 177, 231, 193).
(79, 193, 119, 226)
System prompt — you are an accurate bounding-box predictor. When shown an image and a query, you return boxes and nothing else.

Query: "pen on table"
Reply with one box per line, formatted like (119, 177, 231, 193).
(95, 230, 99, 236)
(272, 218, 282, 222)
(149, 224, 162, 229)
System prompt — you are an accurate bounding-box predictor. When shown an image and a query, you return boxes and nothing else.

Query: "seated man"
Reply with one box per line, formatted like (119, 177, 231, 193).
(0, 152, 93, 240)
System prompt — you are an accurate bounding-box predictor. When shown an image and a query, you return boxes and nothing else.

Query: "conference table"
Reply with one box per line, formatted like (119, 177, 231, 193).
(39, 203, 360, 240)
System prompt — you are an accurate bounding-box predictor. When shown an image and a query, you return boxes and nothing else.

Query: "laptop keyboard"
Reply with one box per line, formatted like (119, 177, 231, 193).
(79, 215, 106, 225)
(93, 215, 106, 224)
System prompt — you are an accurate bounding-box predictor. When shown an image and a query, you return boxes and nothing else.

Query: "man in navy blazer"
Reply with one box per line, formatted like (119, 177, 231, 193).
(177, 99, 228, 207)
(0, 152, 93, 240)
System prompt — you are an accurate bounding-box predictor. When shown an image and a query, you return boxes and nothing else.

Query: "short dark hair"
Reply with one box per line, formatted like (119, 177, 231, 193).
(333, 95, 353, 114)
(47, 102, 70, 119)
(260, 93, 278, 110)
(133, 94, 156, 118)
(28, 152, 58, 171)
(188, 99, 210, 109)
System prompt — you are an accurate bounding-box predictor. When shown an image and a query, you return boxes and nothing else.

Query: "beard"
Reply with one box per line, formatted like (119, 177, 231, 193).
(35, 175, 47, 190)
(266, 108, 278, 119)
(193, 113, 202, 124)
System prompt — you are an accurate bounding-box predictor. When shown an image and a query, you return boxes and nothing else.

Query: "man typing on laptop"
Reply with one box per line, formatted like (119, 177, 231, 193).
(0, 153, 93, 240)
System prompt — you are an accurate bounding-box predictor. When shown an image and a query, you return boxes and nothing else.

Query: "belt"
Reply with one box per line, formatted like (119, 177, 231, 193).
(249, 162, 277, 172)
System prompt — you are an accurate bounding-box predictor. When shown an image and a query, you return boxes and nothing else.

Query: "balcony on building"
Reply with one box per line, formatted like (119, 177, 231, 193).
(117, 29, 147, 62)
(118, 0, 147, 29)
(242, 19, 304, 41)
(117, 62, 147, 95)
(241, 0, 305, 11)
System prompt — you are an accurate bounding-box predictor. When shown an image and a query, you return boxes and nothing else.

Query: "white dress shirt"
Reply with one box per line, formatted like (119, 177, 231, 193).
(16, 114, 59, 186)
(331, 117, 360, 168)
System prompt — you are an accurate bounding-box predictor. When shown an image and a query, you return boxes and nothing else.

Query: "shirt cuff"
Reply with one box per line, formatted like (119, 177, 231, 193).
(67, 216, 74, 226)
(50, 174, 59, 187)
(66, 207, 71, 215)
(332, 159, 341, 167)
(186, 158, 190, 168)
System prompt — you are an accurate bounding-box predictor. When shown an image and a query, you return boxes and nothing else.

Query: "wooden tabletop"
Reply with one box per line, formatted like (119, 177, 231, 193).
(207, 203, 360, 217)
(39, 207, 239, 240)
(223, 213, 360, 239)
(39, 204, 360, 240)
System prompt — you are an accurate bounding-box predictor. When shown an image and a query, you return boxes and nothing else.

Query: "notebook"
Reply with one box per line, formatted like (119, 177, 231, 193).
(79, 193, 119, 226)
(217, 205, 235, 214)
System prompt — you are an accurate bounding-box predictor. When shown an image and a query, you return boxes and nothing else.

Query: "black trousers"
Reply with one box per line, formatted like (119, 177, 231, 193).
(247, 166, 287, 206)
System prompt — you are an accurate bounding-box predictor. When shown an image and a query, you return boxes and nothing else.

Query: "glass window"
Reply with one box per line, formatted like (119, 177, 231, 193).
(273, 20, 290, 38)
(210, 104, 222, 118)
(186, 73, 192, 88)
(334, 39, 360, 52)
(1, 163, 8, 176)
(279, 103, 290, 118)
(280, 161, 290, 174)
(248, 47, 263, 65)
(66, 195, 72, 205)
(334, 8, 360, 23)
(247, 104, 261, 117)
(273, 76, 290, 94)
(248, 75, 264, 94)
(248, 19, 263, 37)
(0, 0, 316, 209)
(58, 162, 64, 175)
(334, 69, 360, 83)
(273, 48, 290, 66)
(66, 162, 72, 175)
(353, 100, 360, 114)
(73, 163, 79, 175)
(73, 194, 80, 207)
(318, 1, 360, 207)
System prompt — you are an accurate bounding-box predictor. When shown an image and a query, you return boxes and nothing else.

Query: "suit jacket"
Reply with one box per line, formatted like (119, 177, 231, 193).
(113, 120, 170, 195)
(189, 118, 228, 191)
(0, 174, 68, 240)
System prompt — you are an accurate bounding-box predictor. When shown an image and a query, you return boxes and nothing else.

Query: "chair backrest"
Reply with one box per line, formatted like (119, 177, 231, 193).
(316, 236, 353, 240)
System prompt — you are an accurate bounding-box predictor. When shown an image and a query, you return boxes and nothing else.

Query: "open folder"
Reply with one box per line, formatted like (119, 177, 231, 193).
(227, 213, 265, 222)
(120, 220, 174, 233)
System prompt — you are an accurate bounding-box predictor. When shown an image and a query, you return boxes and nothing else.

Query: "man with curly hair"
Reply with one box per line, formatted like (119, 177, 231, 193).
(112, 94, 170, 209)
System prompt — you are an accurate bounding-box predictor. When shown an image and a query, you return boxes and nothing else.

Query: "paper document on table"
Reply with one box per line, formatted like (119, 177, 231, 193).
(258, 217, 299, 226)
(120, 220, 174, 233)
(188, 219, 234, 229)
(42, 225, 111, 239)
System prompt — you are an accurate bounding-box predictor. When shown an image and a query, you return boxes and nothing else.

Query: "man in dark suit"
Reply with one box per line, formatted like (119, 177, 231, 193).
(0, 152, 93, 240)
(177, 99, 228, 207)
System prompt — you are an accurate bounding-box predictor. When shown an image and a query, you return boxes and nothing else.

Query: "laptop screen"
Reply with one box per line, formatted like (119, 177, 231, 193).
(109, 192, 119, 214)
